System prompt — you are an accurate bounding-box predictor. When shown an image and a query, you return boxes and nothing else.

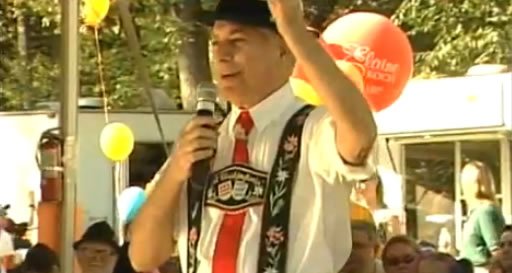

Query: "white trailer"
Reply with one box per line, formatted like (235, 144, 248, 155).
(0, 109, 193, 239)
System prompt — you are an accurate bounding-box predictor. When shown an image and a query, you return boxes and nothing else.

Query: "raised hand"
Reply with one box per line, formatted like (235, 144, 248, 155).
(265, 0, 305, 31)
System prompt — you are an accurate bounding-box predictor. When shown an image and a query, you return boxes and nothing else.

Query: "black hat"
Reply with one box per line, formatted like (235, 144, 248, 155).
(73, 221, 120, 253)
(23, 243, 59, 272)
(201, 0, 276, 30)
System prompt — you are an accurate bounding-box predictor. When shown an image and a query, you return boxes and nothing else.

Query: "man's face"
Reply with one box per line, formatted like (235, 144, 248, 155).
(340, 230, 376, 273)
(500, 230, 512, 270)
(211, 20, 288, 107)
(76, 241, 118, 273)
(383, 243, 419, 273)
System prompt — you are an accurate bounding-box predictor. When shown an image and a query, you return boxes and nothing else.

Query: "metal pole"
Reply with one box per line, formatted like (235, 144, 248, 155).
(60, 0, 79, 272)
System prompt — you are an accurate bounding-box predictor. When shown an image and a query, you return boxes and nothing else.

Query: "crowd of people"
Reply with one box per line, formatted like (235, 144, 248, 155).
(342, 160, 511, 273)
(346, 202, 512, 273)
(2, 159, 510, 273)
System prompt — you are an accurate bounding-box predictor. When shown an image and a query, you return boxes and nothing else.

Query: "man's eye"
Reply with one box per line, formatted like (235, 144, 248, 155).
(231, 38, 245, 44)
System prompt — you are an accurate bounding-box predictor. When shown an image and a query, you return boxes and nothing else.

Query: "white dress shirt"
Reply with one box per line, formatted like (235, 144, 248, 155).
(172, 83, 374, 273)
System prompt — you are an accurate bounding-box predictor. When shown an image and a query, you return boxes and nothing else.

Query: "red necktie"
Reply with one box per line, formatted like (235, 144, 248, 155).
(212, 111, 254, 273)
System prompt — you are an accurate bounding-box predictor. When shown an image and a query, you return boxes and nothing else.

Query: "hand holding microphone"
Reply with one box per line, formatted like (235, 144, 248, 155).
(166, 83, 218, 187)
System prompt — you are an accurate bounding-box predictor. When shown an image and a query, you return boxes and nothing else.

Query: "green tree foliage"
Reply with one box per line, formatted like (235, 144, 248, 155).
(393, 0, 512, 78)
(0, 0, 510, 110)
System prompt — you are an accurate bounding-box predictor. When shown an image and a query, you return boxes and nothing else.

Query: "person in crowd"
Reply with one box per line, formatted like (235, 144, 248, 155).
(0, 206, 15, 273)
(129, 0, 377, 273)
(418, 252, 468, 273)
(339, 219, 385, 273)
(495, 225, 512, 273)
(418, 240, 437, 254)
(460, 161, 506, 272)
(456, 258, 474, 273)
(382, 235, 420, 273)
(9, 243, 59, 273)
(73, 221, 120, 273)
(351, 172, 401, 243)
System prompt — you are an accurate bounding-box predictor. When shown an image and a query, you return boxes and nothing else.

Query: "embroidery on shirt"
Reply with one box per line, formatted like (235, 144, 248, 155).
(186, 105, 314, 273)
(257, 105, 313, 273)
(206, 164, 268, 212)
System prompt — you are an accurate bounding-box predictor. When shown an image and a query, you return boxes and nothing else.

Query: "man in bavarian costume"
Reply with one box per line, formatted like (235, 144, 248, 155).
(129, 0, 377, 272)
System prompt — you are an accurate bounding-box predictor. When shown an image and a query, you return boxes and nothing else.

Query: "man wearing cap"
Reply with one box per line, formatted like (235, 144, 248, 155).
(130, 0, 376, 272)
(74, 221, 120, 273)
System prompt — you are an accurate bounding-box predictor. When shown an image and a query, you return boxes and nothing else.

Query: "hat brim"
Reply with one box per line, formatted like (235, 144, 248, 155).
(73, 239, 120, 253)
(199, 10, 277, 31)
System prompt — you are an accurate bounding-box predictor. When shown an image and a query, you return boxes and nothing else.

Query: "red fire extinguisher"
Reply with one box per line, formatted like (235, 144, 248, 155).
(36, 128, 63, 202)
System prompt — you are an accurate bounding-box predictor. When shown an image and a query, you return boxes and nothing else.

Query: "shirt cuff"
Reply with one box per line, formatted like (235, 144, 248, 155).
(309, 111, 376, 183)
(338, 158, 376, 182)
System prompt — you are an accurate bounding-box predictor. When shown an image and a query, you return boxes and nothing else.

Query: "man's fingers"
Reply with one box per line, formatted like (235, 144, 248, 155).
(182, 138, 217, 153)
(183, 116, 218, 132)
(185, 127, 218, 140)
(186, 149, 216, 165)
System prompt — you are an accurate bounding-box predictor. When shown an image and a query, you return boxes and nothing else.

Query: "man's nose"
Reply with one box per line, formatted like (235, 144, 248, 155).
(213, 43, 234, 62)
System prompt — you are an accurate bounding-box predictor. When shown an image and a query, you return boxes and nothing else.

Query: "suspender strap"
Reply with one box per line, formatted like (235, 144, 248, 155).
(256, 105, 314, 273)
(186, 105, 315, 273)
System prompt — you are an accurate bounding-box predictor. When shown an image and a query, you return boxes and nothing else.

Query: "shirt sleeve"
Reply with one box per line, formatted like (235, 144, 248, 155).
(306, 108, 376, 183)
(478, 205, 506, 252)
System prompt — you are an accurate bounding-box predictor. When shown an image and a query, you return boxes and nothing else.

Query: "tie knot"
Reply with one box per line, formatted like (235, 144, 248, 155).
(234, 111, 254, 139)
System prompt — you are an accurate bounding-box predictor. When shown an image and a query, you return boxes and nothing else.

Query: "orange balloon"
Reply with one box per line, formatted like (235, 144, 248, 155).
(291, 39, 365, 106)
(322, 12, 413, 112)
(291, 60, 364, 105)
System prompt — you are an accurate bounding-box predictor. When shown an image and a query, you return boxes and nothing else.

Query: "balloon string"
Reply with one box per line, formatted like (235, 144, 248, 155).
(94, 27, 109, 124)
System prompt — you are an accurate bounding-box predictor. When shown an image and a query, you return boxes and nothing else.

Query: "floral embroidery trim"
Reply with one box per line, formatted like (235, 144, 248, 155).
(186, 105, 314, 273)
(257, 105, 313, 273)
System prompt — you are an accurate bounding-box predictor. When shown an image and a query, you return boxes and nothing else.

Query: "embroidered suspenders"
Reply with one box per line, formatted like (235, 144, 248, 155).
(186, 105, 314, 273)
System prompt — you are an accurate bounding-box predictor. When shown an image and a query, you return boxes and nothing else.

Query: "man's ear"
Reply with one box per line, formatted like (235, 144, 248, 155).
(278, 38, 290, 59)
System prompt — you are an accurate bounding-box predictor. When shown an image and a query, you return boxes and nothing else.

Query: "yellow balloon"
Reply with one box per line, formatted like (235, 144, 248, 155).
(84, 8, 101, 27)
(291, 61, 365, 105)
(83, 0, 109, 27)
(100, 122, 135, 161)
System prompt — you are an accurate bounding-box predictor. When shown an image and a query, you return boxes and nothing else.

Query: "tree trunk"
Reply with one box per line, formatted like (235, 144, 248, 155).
(174, 0, 212, 110)
(15, 0, 29, 109)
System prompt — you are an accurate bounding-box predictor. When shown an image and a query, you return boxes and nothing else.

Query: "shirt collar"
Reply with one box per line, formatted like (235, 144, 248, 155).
(228, 82, 295, 134)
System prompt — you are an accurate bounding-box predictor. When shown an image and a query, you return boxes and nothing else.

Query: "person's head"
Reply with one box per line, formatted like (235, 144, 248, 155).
(351, 173, 386, 209)
(418, 252, 463, 273)
(22, 243, 59, 273)
(460, 161, 496, 202)
(499, 225, 512, 271)
(382, 235, 420, 273)
(340, 220, 379, 273)
(73, 221, 120, 273)
(456, 258, 474, 273)
(208, 0, 294, 108)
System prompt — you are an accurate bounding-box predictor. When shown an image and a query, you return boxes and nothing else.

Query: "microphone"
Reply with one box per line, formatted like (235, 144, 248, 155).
(189, 82, 217, 192)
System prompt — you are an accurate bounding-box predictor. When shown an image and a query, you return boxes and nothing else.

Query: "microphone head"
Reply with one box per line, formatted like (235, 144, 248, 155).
(197, 82, 217, 103)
